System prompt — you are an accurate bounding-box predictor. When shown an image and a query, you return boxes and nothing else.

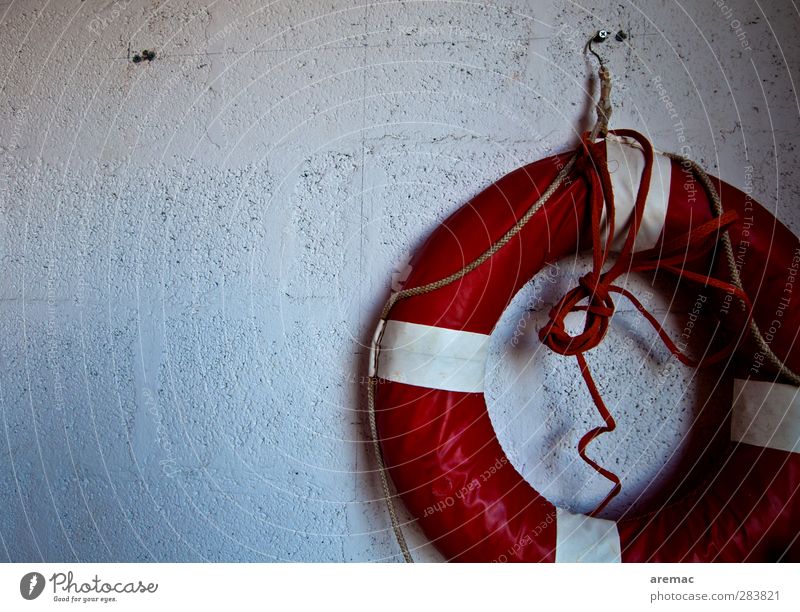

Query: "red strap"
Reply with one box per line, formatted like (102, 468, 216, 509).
(538, 130, 752, 516)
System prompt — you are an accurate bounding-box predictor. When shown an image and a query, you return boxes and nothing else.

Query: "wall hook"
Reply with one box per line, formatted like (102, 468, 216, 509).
(586, 29, 627, 67)
(586, 30, 609, 66)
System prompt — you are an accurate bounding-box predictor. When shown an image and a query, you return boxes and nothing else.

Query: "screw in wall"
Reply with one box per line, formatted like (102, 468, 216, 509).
(131, 49, 156, 64)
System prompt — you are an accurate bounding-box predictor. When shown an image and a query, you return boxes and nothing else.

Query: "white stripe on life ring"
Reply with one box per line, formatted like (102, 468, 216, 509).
(555, 508, 621, 563)
(371, 320, 490, 393)
(731, 379, 800, 454)
(601, 135, 671, 252)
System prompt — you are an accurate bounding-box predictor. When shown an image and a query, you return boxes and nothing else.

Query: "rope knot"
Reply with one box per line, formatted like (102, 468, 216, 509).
(534, 129, 748, 518)
(538, 271, 616, 356)
(578, 271, 611, 304)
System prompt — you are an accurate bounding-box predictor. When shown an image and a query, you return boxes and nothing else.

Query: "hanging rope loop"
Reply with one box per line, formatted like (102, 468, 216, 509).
(537, 127, 757, 515)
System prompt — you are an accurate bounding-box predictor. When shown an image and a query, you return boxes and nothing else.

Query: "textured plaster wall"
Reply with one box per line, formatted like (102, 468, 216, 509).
(1, 0, 799, 562)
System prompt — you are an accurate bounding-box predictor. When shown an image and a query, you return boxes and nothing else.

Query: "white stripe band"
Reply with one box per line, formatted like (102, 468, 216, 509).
(373, 320, 489, 393)
(555, 508, 621, 563)
(602, 136, 671, 252)
(731, 379, 800, 454)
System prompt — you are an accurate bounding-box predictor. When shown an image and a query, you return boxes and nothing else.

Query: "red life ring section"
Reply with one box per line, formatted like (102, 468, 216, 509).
(370, 129, 800, 562)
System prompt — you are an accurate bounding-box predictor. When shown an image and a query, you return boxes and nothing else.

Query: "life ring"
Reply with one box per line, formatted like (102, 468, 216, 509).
(367, 126, 800, 562)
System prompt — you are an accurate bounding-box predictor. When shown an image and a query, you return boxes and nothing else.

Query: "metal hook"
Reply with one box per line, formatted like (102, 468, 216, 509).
(586, 29, 610, 66)
(585, 29, 627, 66)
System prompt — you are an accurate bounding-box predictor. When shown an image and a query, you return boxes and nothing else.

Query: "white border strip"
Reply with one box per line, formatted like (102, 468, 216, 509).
(602, 136, 671, 252)
(2, 563, 799, 608)
(731, 379, 800, 454)
(373, 320, 489, 393)
(555, 508, 621, 563)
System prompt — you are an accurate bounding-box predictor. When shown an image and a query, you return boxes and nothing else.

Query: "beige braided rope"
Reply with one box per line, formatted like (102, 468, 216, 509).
(380, 157, 579, 321)
(591, 65, 613, 140)
(664, 152, 800, 386)
(366, 377, 413, 562)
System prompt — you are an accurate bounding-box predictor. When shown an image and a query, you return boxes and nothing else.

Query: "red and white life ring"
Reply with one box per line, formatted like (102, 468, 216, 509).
(369, 128, 800, 562)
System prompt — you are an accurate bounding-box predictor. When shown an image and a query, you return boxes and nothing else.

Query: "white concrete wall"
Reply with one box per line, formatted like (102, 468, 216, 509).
(1, 0, 798, 562)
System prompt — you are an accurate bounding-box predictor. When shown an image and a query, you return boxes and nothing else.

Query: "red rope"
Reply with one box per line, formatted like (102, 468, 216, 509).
(538, 129, 752, 516)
